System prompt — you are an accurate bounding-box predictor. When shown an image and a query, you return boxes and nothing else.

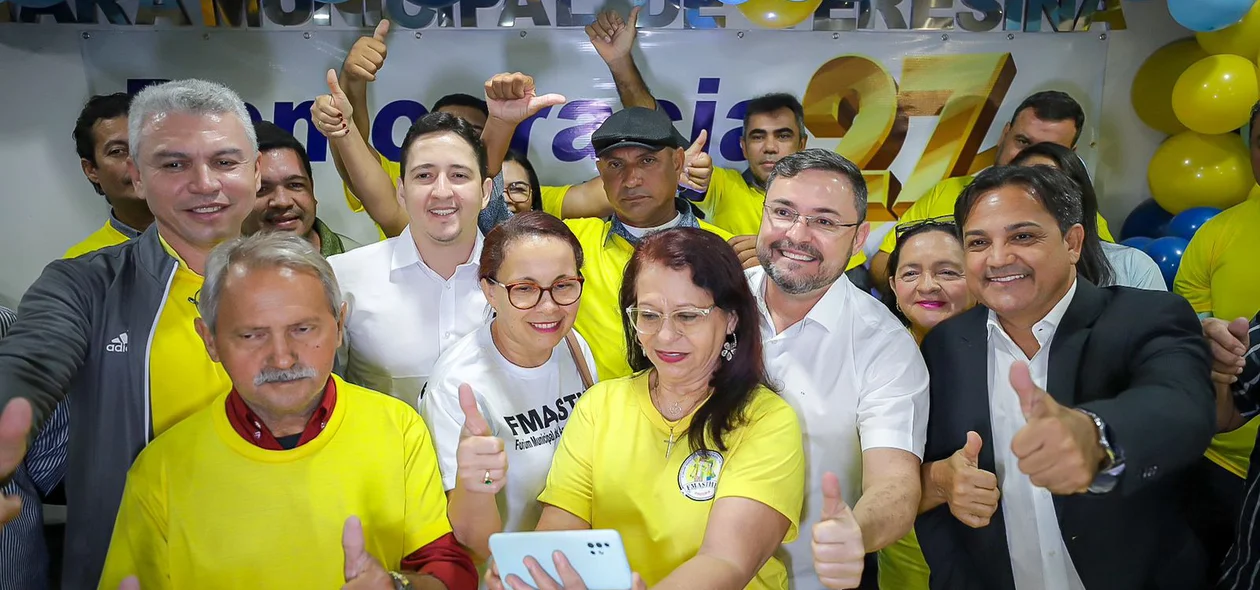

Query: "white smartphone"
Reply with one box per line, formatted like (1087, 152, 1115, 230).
(488, 529, 634, 590)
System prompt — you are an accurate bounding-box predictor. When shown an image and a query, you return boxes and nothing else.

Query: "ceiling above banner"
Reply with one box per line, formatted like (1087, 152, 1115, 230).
(0, 0, 1128, 31)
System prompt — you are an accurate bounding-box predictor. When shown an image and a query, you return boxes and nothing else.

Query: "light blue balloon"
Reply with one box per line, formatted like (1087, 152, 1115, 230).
(1169, 0, 1253, 32)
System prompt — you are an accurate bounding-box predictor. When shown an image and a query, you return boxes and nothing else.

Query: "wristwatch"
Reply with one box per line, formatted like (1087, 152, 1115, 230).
(1078, 408, 1125, 494)
(388, 571, 414, 590)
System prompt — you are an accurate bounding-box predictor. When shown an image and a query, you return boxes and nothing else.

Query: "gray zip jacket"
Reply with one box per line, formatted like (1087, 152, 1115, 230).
(0, 225, 178, 589)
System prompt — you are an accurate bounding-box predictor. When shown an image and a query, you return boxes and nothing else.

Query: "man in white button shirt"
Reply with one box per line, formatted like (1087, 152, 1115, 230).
(328, 112, 493, 408)
(746, 148, 930, 590)
(913, 165, 1214, 590)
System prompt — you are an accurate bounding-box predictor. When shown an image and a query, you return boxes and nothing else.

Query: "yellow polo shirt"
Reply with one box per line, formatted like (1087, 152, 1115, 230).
(539, 373, 805, 588)
(64, 220, 135, 259)
(342, 153, 399, 242)
(565, 218, 732, 380)
(540, 185, 571, 219)
(878, 175, 1115, 253)
(1174, 193, 1260, 478)
(99, 375, 452, 589)
(700, 167, 866, 271)
(148, 239, 232, 436)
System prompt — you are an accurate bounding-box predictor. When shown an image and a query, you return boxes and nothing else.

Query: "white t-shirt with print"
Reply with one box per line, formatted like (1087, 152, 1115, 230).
(420, 321, 598, 533)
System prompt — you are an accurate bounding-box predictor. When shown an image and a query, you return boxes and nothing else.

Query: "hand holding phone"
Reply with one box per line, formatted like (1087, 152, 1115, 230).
(487, 530, 639, 590)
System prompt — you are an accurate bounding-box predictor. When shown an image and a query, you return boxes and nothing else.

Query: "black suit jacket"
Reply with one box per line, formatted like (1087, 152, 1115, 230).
(916, 280, 1216, 590)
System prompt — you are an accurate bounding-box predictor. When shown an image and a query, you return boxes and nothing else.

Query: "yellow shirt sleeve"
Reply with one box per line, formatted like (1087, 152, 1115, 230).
(1174, 221, 1218, 315)
(538, 386, 597, 522)
(1096, 213, 1115, 243)
(99, 453, 171, 590)
(540, 185, 571, 219)
(342, 153, 396, 242)
(402, 411, 457, 552)
(715, 392, 806, 543)
(695, 167, 739, 221)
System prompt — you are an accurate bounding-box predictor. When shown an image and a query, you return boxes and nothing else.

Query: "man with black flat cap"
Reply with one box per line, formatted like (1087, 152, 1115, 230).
(550, 104, 733, 380)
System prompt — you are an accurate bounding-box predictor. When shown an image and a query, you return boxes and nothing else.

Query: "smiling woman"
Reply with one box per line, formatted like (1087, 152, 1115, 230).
(486, 228, 806, 590)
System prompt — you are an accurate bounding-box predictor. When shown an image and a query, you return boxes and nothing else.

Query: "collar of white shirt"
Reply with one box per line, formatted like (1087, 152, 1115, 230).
(390, 226, 485, 277)
(748, 266, 851, 336)
(985, 276, 1079, 350)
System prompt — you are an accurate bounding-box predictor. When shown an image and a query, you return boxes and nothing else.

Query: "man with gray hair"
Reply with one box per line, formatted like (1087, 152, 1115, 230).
(99, 232, 475, 590)
(0, 78, 259, 587)
(746, 148, 930, 589)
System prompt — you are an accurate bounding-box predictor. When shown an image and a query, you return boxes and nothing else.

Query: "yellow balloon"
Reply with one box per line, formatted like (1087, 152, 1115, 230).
(1131, 39, 1209, 135)
(1149, 132, 1254, 214)
(1172, 54, 1260, 135)
(1197, 1, 1260, 60)
(737, 0, 823, 29)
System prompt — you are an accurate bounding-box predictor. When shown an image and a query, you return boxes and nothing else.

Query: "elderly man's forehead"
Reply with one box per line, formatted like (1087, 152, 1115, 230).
(599, 145, 672, 163)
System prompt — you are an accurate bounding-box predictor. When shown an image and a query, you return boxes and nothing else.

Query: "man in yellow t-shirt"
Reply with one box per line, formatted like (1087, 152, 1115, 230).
(1173, 102, 1260, 571)
(64, 93, 153, 258)
(0, 80, 262, 589)
(871, 91, 1110, 290)
(483, 76, 734, 380)
(100, 233, 476, 590)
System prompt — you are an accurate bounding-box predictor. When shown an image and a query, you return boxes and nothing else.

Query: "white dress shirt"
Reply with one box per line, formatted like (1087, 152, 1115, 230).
(986, 278, 1086, 590)
(329, 228, 489, 408)
(747, 267, 930, 589)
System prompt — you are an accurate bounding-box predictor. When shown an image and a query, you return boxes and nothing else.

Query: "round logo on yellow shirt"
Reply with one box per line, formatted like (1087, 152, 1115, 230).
(677, 450, 724, 501)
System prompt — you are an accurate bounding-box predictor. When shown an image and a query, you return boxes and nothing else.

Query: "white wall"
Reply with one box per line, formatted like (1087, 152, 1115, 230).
(0, 1, 1191, 307)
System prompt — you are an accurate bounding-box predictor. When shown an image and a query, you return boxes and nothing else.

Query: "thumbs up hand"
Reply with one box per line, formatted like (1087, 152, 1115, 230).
(932, 431, 1000, 529)
(484, 72, 567, 127)
(456, 384, 508, 494)
(342, 20, 390, 84)
(312, 69, 353, 139)
(680, 130, 712, 192)
(1009, 361, 1106, 495)
(341, 516, 393, 589)
(811, 472, 865, 590)
(586, 7, 641, 67)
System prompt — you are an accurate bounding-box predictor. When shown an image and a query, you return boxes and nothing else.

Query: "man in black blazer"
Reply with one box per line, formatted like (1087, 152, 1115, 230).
(914, 166, 1215, 590)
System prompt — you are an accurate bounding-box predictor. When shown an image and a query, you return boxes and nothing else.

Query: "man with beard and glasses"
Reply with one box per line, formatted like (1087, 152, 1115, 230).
(99, 233, 476, 590)
(244, 121, 360, 257)
(65, 92, 154, 258)
(745, 149, 929, 590)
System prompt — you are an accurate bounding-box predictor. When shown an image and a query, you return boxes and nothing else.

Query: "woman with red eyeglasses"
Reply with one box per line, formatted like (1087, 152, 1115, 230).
(420, 211, 598, 564)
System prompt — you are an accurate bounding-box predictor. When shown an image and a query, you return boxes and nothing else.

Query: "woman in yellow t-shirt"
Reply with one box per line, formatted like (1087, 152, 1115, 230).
(878, 218, 977, 590)
(487, 228, 806, 590)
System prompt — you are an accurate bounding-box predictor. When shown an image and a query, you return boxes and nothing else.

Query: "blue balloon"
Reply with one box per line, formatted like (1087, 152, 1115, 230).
(1120, 199, 1174, 241)
(1166, 207, 1223, 240)
(1143, 236, 1190, 288)
(1120, 237, 1154, 251)
(1169, 0, 1253, 32)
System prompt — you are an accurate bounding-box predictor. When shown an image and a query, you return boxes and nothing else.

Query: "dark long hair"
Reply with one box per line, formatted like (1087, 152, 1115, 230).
(618, 228, 772, 453)
(1010, 143, 1114, 286)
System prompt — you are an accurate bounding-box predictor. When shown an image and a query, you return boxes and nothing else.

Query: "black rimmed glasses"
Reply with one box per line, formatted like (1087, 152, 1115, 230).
(763, 205, 860, 234)
(894, 215, 957, 239)
(625, 305, 717, 335)
(486, 276, 585, 310)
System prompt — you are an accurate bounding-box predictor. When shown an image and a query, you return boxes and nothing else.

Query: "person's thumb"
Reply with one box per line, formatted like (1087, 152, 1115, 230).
(0, 398, 32, 477)
(627, 5, 641, 28)
(1229, 317, 1252, 350)
(326, 69, 346, 102)
(530, 93, 568, 113)
(373, 19, 390, 41)
(686, 129, 708, 158)
(118, 576, 141, 590)
(961, 431, 982, 466)
(342, 516, 367, 581)
(819, 471, 850, 521)
(1010, 361, 1052, 420)
(459, 384, 491, 437)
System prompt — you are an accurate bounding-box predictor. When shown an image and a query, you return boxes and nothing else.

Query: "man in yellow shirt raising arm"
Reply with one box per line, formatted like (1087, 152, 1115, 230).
(870, 91, 1112, 292)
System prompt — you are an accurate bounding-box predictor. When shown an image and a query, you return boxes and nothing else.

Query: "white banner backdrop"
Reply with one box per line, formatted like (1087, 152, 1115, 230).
(81, 28, 1108, 227)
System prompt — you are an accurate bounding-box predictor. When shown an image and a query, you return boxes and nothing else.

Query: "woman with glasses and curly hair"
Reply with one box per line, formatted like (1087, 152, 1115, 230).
(487, 227, 806, 590)
(421, 211, 598, 562)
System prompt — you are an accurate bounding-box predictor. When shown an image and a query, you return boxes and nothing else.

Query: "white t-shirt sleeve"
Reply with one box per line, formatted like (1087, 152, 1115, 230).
(855, 326, 930, 458)
(418, 364, 470, 492)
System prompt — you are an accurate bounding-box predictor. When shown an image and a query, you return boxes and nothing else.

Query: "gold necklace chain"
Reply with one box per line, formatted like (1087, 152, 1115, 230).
(650, 372, 706, 459)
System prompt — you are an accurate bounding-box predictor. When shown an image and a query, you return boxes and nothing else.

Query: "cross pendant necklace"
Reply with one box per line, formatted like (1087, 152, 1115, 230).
(664, 426, 678, 460)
